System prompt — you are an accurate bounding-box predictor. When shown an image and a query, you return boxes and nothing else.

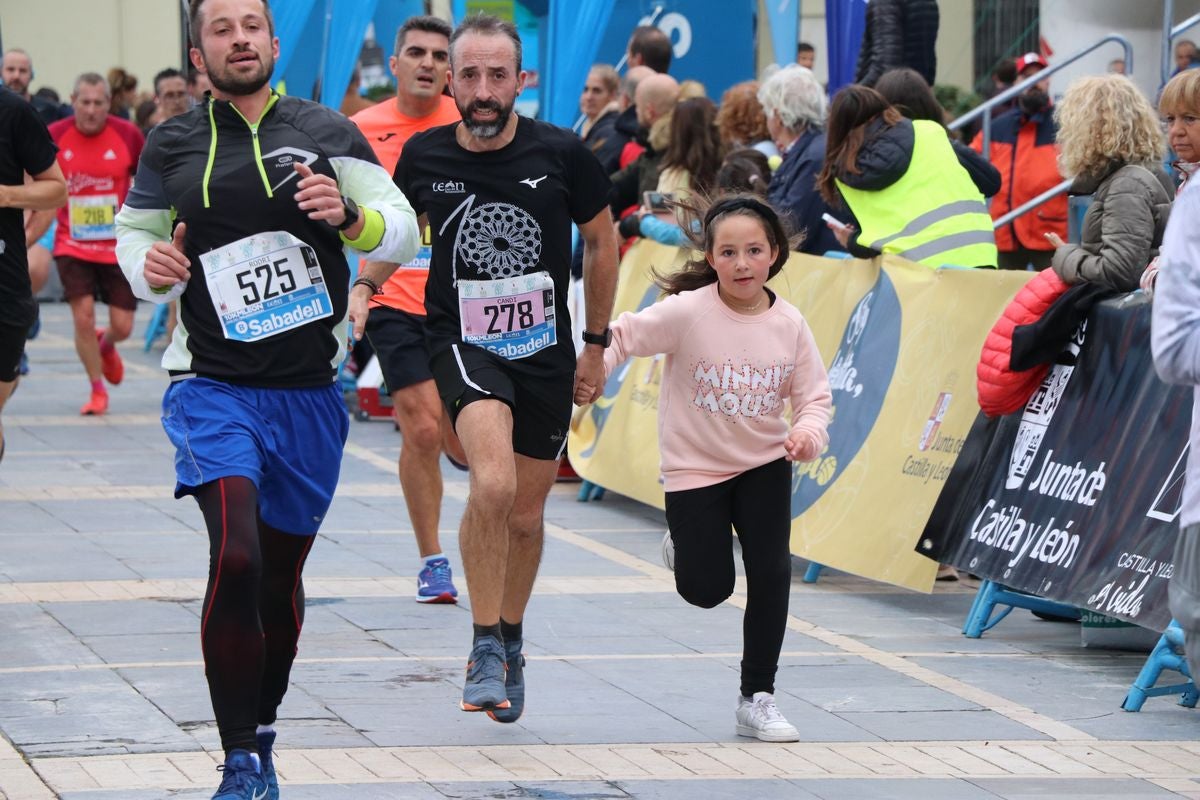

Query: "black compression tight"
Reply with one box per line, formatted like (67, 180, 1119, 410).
(664, 458, 793, 697)
(194, 477, 314, 755)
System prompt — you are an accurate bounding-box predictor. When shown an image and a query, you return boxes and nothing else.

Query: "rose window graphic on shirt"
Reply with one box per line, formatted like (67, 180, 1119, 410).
(454, 201, 543, 279)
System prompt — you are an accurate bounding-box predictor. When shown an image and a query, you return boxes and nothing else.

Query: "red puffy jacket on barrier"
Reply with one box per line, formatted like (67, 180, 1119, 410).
(977, 269, 1071, 416)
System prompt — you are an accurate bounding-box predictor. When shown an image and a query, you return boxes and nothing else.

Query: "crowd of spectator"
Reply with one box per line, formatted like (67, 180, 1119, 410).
(9, 9, 1200, 305)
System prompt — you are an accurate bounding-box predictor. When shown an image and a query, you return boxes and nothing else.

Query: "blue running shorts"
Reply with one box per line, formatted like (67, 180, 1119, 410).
(161, 377, 350, 535)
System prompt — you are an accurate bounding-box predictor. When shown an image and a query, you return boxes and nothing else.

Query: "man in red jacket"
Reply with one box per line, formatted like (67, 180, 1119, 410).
(972, 53, 1068, 271)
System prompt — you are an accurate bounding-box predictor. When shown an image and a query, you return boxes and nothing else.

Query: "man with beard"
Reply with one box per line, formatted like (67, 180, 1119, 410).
(114, 1, 419, 797)
(972, 52, 1067, 270)
(395, 13, 618, 722)
(351, 15, 466, 606)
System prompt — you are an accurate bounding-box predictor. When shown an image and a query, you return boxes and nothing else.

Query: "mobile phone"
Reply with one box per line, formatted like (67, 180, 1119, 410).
(822, 212, 850, 230)
(643, 191, 671, 211)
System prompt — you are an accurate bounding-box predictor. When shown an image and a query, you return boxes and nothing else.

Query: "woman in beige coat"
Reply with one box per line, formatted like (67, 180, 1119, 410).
(1048, 74, 1173, 292)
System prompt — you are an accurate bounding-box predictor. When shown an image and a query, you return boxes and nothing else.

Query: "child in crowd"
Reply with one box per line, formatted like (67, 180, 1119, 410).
(599, 195, 832, 741)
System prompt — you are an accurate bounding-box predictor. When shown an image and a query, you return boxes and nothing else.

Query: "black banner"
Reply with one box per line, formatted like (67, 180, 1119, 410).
(919, 295, 1191, 630)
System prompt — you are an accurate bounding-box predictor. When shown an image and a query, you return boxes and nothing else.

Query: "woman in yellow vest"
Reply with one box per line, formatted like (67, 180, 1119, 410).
(816, 85, 998, 268)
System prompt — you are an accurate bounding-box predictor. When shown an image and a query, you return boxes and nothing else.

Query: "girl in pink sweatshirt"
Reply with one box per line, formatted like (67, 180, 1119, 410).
(600, 195, 832, 742)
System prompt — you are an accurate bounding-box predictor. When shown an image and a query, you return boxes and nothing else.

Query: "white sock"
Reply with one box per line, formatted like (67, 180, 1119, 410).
(256, 724, 275, 736)
(421, 553, 445, 570)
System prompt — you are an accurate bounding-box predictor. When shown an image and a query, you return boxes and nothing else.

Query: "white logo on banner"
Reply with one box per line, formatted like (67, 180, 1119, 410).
(638, 11, 693, 59)
(1005, 319, 1087, 490)
(1147, 445, 1189, 522)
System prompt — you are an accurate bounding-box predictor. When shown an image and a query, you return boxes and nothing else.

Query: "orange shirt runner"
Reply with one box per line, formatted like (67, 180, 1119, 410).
(352, 94, 460, 315)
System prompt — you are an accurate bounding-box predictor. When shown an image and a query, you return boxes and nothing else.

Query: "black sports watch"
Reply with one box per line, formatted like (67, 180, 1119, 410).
(335, 196, 361, 231)
(581, 327, 612, 348)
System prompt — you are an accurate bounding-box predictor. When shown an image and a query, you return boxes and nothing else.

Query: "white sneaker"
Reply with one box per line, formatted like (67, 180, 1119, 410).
(736, 692, 800, 742)
(661, 530, 674, 571)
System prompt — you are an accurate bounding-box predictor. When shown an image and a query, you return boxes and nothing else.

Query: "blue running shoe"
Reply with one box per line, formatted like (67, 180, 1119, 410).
(416, 557, 458, 604)
(211, 749, 267, 800)
(487, 638, 525, 723)
(17, 351, 28, 376)
(256, 731, 279, 800)
(461, 636, 510, 712)
(26, 315, 40, 340)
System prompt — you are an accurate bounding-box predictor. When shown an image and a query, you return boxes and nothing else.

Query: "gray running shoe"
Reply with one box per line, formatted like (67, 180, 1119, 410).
(487, 638, 525, 723)
(461, 636, 510, 712)
(661, 530, 675, 571)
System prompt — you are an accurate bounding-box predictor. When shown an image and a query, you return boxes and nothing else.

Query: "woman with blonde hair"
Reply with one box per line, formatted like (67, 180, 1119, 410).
(1159, 68, 1200, 193)
(1048, 74, 1173, 292)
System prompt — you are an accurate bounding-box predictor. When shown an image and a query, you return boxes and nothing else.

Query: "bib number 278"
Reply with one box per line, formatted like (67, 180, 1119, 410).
(236, 258, 298, 306)
(482, 299, 535, 334)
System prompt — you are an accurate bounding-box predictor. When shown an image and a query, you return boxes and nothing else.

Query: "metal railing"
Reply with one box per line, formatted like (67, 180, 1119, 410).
(1163, 0, 1200, 88)
(949, 34, 1132, 231)
(949, 33, 1133, 154)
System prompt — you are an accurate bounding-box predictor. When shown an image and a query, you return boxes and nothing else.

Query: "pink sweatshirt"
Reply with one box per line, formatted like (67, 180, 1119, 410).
(604, 283, 832, 491)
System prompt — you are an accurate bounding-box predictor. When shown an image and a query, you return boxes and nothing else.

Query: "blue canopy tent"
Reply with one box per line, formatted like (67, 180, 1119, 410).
(765, 0, 799, 67)
(825, 0, 868, 94)
(541, 0, 616, 128)
(267, 0, 423, 107)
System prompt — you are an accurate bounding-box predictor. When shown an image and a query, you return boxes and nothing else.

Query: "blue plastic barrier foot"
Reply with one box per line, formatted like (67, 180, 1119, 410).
(1122, 620, 1198, 712)
(577, 480, 605, 502)
(143, 303, 170, 352)
(962, 579, 1080, 639)
(802, 562, 824, 583)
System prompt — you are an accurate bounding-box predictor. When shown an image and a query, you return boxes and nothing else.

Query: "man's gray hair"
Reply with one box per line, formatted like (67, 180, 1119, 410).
(757, 65, 826, 131)
(449, 13, 522, 70)
(74, 72, 110, 97)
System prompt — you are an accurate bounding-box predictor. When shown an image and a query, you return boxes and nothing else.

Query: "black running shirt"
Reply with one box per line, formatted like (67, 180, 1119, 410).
(0, 87, 57, 322)
(396, 116, 611, 376)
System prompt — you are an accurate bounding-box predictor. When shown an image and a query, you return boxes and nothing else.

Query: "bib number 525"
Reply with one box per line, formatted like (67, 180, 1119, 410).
(236, 258, 297, 306)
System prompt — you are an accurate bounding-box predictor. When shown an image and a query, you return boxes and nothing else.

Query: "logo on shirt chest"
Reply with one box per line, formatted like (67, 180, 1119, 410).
(261, 146, 318, 192)
(433, 180, 465, 194)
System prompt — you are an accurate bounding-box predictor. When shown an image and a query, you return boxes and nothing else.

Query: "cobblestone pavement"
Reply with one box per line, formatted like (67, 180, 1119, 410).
(1, 304, 1198, 799)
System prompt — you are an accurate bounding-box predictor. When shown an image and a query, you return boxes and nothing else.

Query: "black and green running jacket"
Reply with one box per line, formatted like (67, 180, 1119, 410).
(116, 92, 418, 387)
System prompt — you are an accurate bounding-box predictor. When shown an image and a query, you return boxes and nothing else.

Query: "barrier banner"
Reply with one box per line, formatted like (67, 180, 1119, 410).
(918, 297, 1190, 630)
(570, 242, 1031, 592)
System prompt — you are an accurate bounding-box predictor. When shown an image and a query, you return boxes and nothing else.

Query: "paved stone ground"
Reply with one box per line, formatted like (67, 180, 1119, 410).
(1, 303, 1198, 799)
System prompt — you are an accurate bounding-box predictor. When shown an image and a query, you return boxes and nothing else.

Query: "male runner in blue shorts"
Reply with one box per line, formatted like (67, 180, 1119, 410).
(115, 1, 419, 798)
(396, 13, 619, 722)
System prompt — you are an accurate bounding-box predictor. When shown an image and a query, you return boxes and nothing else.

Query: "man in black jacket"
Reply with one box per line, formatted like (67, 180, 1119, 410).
(855, 0, 940, 87)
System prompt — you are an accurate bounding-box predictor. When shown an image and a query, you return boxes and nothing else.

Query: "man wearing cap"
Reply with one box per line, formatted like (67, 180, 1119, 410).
(972, 52, 1067, 271)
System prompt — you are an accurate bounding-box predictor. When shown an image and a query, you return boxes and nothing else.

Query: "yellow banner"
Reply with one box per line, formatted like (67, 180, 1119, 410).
(569, 242, 1033, 592)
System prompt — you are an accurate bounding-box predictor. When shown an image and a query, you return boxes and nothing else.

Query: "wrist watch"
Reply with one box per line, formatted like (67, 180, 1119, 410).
(335, 196, 361, 231)
(581, 327, 612, 348)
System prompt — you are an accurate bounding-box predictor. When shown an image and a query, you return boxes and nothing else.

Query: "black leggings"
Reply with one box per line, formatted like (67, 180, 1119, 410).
(194, 477, 314, 755)
(665, 458, 792, 697)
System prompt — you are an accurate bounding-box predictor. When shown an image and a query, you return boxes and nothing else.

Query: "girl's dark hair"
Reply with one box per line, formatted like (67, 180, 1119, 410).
(817, 84, 902, 206)
(873, 68, 946, 126)
(654, 194, 794, 295)
(716, 148, 771, 196)
(661, 97, 724, 195)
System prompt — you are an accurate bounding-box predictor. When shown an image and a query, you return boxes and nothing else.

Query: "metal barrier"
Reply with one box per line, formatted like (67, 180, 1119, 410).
(949, 34, 1132, 233)
(949, 34, 1133, 157)
(1163, 0, 1200, 88)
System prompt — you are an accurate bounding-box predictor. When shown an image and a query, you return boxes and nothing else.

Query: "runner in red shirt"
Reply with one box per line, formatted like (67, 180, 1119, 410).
(48, 72, 143, 415)
(351, 16, 467, 604)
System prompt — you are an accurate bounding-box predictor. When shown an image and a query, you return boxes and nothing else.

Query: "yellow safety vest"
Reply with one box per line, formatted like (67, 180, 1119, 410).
(836, 119, 998, 268)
